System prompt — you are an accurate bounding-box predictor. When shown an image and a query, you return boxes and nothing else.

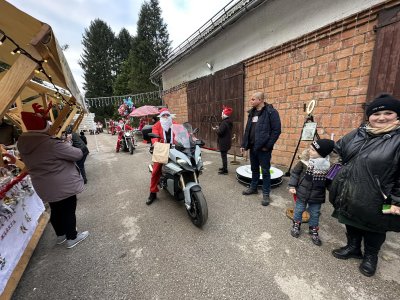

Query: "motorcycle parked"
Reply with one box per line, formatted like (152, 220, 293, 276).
(119, 130, 136, 154)
(148, 123, 208, 227)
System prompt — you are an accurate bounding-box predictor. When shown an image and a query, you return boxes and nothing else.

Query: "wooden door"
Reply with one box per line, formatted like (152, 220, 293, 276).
(187, 63, 244, 154)
(366, 5, 400, 101)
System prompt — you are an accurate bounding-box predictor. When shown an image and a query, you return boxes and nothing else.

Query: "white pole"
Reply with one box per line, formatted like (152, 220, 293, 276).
(94, 132, 99, 152)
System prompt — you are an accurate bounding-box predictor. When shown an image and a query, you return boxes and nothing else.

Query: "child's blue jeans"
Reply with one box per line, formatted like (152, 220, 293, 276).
(293, 200, 321, 227)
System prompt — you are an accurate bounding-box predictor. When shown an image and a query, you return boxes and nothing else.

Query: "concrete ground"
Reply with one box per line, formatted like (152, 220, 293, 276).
(12, 133, 400, 300)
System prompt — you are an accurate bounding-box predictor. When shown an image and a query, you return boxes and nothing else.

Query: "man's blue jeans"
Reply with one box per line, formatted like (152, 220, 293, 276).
(293, 200, 321, 227)
(249, 149, 271, 195)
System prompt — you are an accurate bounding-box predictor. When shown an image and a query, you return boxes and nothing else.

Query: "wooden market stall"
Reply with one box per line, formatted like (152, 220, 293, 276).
(0, 2, 86, 298)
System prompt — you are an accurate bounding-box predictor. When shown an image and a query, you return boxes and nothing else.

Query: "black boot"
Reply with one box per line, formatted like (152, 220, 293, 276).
(309, 226, 322, 246)
(332, 233, 363, 259)
(291, 221, 301, 238)
(359, 231, 385, 277)
(146, 193, 157, 205)
(261, 194, 270, 206)
(218, 169, 228, 175)
(359, 254, 378, 277)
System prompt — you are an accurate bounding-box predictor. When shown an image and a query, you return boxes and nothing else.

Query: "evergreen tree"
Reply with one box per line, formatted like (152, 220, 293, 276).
(79, 19, 116, 98)
(114, 0, 171, 96)
(79, 19, 116, 121)
(113, 58, 134, 95)
(115, 28, 133, 76)
(148, 0, 171, 64)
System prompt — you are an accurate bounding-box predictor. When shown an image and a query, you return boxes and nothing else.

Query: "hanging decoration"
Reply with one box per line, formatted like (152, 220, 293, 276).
(85, 91, 162, 108)
(117, 97, 137, 117)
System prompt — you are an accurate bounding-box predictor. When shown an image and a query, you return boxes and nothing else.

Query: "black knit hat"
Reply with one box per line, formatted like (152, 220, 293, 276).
(311, 139, 335, 158)
(366, 94, 400, 118)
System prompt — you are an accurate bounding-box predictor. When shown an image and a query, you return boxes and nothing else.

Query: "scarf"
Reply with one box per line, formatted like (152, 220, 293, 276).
(365, 121, 400, 135)
(304, 157, 331, 182)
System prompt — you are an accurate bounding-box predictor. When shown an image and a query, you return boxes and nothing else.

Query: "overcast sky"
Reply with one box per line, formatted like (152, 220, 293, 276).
(7, 0, 231, 96)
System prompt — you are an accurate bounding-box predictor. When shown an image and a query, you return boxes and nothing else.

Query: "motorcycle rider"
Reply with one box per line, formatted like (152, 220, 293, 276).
(109, 119, 116, 135)
(116, 119, 133, 152)
(147, 108, 177, 205)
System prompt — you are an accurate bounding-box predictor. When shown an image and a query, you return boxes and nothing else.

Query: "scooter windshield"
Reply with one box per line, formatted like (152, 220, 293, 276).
(172, 124, 193, 149)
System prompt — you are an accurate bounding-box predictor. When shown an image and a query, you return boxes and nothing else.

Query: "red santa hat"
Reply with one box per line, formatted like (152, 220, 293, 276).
(158, 107, 171, 117)
(222, 106, 233, 116)
(21, 102, 52, 132)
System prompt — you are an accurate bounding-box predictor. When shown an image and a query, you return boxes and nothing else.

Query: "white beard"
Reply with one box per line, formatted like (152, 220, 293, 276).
(160, 117, 172, 132)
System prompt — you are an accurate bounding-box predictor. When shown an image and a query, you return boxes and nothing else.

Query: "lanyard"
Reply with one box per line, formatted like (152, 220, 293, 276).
(163, 129, 173, 144)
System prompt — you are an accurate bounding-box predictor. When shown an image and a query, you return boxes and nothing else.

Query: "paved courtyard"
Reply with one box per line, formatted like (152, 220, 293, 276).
(12, 133, 400, 300)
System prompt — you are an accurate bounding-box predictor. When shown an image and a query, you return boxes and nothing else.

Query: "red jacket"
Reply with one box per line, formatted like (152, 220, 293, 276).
(117, 123, 133, 132)
(151, 121, 177, 144)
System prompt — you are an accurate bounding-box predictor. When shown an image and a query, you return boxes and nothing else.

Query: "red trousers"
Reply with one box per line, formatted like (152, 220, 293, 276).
(150, 162, 163, 193)
(116, 132, 123, 151)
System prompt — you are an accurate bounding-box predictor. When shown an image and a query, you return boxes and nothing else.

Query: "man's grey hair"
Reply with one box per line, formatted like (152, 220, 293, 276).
(253, 91, 265, 101)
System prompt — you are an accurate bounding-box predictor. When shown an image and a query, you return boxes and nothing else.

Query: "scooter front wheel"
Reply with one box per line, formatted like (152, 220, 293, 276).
(128, 140, 134, 154)
(187, 190, 208, 227)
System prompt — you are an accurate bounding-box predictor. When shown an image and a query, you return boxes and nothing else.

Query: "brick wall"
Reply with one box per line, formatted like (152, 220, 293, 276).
(244, 16, 377, 167)
(162, 85, 188, 124)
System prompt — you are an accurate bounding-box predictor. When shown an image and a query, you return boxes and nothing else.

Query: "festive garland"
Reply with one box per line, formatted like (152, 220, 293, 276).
(0, 172, 27, 200)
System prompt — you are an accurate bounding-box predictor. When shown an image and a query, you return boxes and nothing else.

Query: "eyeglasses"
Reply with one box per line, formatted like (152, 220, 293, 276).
(161, 114, 170, 117)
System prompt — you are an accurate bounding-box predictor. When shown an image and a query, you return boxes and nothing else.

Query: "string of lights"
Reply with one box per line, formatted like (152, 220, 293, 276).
(85, 90, 162, 108)
(0, 29, 74, 107)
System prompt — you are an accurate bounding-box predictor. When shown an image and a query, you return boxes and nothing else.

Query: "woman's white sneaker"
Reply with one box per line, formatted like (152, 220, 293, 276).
(66, 231, 89, 249)
(56, 235, 66, 245)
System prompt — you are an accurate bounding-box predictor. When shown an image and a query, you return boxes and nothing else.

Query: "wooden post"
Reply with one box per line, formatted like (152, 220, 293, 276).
(73, 112, 84, 132)
(48, 104, 70, 136)
(230, 134, 240, 165)
(0, 55, 37, 118)
(63, 105, 78, 131)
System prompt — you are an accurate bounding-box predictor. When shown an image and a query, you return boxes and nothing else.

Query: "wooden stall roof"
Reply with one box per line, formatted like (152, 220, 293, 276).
(0, 0, 85, 111)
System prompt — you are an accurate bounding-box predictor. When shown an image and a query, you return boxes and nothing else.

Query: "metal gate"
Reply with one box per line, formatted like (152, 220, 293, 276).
(366, 5, 400, 101)
(187, 63, 244, 155)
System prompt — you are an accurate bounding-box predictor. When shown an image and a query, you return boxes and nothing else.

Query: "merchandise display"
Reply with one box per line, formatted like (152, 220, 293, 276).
(0, 166, 45, 294)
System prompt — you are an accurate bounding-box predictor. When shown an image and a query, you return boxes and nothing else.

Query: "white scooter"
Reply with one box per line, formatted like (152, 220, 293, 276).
(148, 123, 208, 227)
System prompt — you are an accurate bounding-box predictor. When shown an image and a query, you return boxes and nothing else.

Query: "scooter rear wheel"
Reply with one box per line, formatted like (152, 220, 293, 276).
(187, 190, 208, 227)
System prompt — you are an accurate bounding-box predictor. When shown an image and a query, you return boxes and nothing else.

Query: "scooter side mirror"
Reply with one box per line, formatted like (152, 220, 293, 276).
(148, 133, 160, 138)
(195, 140, 205, 147)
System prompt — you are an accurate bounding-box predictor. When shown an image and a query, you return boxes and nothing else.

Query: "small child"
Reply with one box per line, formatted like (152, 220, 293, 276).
(288, 139, 335, 246)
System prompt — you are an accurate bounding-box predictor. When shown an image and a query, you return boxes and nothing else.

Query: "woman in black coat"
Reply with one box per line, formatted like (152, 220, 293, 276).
(329, 94, 400, 277)
(214, 106, 233, 174)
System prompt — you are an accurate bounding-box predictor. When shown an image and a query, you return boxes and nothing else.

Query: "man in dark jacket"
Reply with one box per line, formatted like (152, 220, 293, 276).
(214, 106, 233, 175)
(240, 92, 281, 206)
(66, 125, 89, 184)
(79, 131, 87, 145)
